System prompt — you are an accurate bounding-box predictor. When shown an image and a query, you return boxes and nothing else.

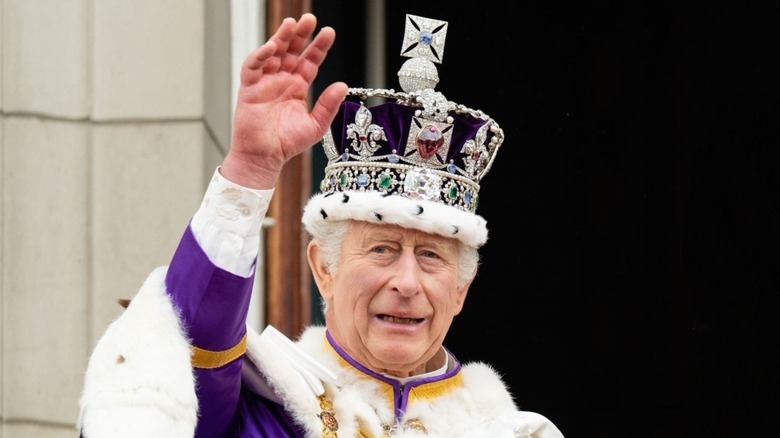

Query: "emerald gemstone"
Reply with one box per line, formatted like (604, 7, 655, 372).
(379, 173, 392, 188)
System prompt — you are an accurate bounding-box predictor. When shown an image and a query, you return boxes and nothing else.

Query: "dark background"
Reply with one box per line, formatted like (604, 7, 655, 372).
(313, 1, 780, 436)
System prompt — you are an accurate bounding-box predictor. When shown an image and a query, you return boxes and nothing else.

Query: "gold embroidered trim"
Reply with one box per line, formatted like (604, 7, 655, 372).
(191, 333, 247, 369)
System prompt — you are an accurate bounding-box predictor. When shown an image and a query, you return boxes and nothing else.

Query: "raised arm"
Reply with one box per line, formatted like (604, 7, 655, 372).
(165, 14, 347, 436)
(221, 13, 348, 189)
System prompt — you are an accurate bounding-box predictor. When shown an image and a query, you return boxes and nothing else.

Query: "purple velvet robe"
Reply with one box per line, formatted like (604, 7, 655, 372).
(166, 226, 305, 437)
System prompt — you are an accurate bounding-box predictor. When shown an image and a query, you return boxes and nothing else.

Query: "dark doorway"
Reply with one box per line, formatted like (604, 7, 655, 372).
(314, 2, 780, 436)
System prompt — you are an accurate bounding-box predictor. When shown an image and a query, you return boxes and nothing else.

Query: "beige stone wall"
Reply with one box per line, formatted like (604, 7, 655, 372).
(0, 0, 235, 435)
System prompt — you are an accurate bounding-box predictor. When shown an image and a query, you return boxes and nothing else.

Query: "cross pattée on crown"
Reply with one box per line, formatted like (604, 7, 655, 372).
(400, 14, 448, 64)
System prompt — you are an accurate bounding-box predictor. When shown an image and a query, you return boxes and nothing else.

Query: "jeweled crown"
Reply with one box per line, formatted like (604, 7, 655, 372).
(303, 15, 504, 248)
(319, 14, 504, 214)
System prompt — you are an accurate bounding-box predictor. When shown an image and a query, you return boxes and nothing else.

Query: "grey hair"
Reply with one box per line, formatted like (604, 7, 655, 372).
(307, 219, 481, 315)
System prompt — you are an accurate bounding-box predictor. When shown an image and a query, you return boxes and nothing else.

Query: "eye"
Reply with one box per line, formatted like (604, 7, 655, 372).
(420, 249, 440, 259)
(371, 245, 391, 254)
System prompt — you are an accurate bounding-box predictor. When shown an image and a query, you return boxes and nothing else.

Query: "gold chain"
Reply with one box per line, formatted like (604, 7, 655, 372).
(318, 393, 428, 437)
(318, 395, 339, 438)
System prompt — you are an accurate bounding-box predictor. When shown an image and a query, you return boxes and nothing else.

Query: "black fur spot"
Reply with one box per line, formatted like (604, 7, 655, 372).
(341, 193, 350, 203)
(374, 212, 383, 221)
(415, 205, 424, 215)
(452, 225, 459, 235)
(324, 192, 335, 198)
(320, 209, 328, 219)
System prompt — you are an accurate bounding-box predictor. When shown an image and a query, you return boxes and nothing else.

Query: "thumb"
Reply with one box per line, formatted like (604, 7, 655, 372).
(310, 82, 348, 135)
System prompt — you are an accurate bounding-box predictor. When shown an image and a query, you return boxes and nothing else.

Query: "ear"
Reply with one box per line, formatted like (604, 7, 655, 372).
(307, 240, 334, 301)
(452, 267, 477, 316)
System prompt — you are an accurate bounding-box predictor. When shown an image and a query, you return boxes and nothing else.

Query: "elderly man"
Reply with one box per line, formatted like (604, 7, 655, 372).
(78, 13, 564, 438)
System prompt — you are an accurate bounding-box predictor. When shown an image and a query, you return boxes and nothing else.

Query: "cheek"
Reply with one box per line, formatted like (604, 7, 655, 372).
(341, 264, 383, 290)
(333, 270, 377, 308)
(430, 282, 463, 311)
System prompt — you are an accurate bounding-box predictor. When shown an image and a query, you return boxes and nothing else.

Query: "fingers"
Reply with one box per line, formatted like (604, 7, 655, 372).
(279, 14, 323, 74)
(295, 25, 336, 84)
(268, 16, 299, 51)
(242, 42, 275, 73)
(238, 14, 338, 97)
(246, 14, 323, 75)
(287, 13, 318, 55)
(243, 15, 304, 72)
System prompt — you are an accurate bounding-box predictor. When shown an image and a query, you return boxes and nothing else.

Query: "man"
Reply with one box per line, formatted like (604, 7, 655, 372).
(78, 13, 565, 438)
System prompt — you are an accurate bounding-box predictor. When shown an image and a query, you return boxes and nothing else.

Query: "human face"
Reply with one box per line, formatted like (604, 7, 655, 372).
(308, 222, 472, 377)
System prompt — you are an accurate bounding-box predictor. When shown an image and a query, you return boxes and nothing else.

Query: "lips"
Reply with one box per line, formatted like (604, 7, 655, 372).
(379, 314, 424, 324)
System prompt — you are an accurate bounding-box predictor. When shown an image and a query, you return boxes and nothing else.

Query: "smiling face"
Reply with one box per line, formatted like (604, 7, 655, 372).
(308, 221, 474, 377)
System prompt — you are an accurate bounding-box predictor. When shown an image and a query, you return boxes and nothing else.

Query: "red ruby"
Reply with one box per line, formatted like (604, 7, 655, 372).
(417, 125, 444, 159)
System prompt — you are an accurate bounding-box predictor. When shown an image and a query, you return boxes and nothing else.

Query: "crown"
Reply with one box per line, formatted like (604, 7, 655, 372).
(302, 15, 504, 248)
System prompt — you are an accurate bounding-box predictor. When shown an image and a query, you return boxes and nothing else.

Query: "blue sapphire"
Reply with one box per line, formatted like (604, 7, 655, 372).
(419, 31, 433, 45)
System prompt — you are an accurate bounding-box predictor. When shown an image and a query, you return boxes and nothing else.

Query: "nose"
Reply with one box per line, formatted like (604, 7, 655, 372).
(391, 250, 421, 297)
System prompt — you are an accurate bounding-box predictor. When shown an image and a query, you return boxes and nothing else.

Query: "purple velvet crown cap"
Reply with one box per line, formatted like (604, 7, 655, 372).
(331, 99, 491, 173)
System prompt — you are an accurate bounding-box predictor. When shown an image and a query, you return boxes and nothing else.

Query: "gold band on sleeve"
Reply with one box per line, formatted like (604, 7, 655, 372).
(191, 333, 247, 369)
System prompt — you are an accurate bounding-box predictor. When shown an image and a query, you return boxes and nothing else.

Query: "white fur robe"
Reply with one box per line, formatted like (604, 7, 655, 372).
(78, 267, 564, 438)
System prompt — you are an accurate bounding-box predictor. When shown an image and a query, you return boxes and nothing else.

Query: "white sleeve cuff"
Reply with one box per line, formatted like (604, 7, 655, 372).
(190, 167, 275, 277)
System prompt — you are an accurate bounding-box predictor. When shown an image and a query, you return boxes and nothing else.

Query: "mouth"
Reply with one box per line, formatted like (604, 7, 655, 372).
(378, 314, 424, 325)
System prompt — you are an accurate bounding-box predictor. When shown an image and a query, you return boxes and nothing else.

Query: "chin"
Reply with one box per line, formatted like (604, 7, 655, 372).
(374, 346, 423, 369)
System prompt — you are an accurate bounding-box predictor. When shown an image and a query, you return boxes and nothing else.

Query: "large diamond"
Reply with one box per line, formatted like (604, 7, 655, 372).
(403, 168, 442, 201)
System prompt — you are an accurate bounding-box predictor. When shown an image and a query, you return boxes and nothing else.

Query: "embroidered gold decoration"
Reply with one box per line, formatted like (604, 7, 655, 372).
(381, 418, 428, 436)
(191, 333, 247, 369)
(404, 419, 427, 433)
(381, 424, 393, 437)
(318, 394, 339, 438)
